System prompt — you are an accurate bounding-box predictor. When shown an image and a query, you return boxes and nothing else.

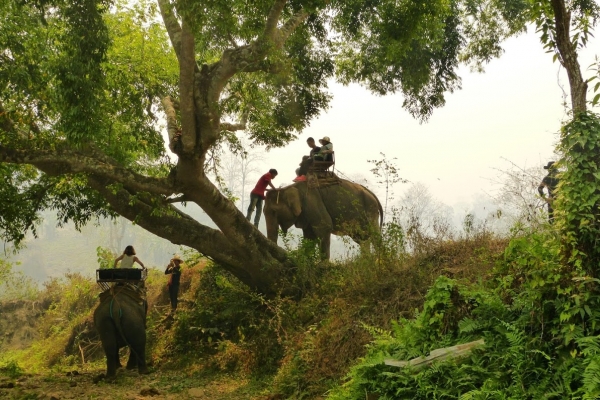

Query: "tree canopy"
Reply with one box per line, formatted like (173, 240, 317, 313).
(0, 0, 597, 293)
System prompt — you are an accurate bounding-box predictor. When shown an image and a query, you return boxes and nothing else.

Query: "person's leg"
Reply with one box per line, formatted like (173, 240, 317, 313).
(172, 284, 179, 310)
(548, 203, 554, 223)
(253, 197, 264, 227)
(246, 194, 258, 220)
(299, 158, 313, 175)
(168, 285, 177, 310)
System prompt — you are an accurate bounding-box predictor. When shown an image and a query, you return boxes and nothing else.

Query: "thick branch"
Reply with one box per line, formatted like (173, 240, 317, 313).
(86, 176, 253, 282)
(179, 20, 197, 153)
(161, 96, 180, 154)
(157, 0, 183, 62)
(220, 122, 247, 132)
(0, 145, 175, 196)
(278, 9, 310, 45)
(265, 0, 288, 37)
(166, 194, 193, 203)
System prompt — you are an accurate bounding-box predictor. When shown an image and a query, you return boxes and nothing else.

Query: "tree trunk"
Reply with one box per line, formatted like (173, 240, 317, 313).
(550, 0, 588, 114)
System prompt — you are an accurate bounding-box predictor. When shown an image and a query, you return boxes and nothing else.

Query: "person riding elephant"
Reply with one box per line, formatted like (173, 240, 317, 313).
(263, 178, 383, 259)
(94, 285, 149, 381)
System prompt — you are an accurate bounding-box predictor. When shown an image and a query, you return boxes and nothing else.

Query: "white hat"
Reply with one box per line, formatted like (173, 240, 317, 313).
(171, 254, 182, 262)
(320, 136, 330, 143)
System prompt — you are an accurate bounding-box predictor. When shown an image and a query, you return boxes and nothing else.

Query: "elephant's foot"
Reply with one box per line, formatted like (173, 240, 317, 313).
(126, 364, 137, 370)
(138, 366, 150, 375)
(93, 373, 117, 384)
(92, 373, 105, 384)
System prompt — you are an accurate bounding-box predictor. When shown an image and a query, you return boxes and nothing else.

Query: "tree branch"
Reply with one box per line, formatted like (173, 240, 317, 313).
(265, 0, 288, 38)
(86, 176, 254, 282)
(220, 121, 247, 132)
(161, 96, 181, 154)
(278, 9, 310, 44)
(0, 145, 175, 196)
(166, 194, 193, 203)
(157, 0, 183, 62)
(179, 19, 197, 153)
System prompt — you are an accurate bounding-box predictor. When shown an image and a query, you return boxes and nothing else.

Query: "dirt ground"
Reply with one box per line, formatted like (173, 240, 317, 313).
(0, 367, 269, 400)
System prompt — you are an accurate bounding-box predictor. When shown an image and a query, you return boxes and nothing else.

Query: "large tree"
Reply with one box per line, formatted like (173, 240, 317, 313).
(0, 0, 529, 292)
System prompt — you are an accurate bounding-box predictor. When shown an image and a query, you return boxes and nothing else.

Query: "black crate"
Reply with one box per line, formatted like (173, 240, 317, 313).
(96, 268, 146, 282)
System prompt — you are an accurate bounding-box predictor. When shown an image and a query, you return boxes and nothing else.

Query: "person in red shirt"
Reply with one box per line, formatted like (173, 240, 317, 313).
(246, 169, 278, 227)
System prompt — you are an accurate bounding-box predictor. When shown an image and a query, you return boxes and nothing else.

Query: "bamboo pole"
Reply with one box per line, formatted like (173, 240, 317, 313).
(384, 339, 484, 370)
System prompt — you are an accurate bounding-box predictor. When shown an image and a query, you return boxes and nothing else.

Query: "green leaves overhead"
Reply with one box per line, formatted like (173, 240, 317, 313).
(0, 164, 112, 248)
(54, 0, 111, 144)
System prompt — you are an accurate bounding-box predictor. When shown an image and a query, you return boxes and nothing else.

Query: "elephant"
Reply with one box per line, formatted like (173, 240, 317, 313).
(264, 178, 383, 259)
(93, 285, 148, 380)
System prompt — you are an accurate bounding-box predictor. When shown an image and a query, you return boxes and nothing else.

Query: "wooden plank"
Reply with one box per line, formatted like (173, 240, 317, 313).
(384, 339, 484, 369)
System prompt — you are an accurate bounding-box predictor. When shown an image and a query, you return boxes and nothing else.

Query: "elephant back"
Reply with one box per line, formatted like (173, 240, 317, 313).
(98, 284, 146, 305)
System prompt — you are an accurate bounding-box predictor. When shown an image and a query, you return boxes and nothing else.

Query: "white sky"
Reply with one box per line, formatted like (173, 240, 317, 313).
(259, 28, 599, 210)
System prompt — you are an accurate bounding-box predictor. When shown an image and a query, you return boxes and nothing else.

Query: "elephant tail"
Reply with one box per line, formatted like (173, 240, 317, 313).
(361, 184, 384, 229)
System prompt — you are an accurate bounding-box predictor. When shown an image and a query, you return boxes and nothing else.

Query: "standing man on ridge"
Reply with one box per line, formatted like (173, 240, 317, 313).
(538, 161, 559, 223)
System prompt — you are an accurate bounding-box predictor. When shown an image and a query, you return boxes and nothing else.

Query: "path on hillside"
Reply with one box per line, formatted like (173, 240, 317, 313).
(0, 367, 270, 400)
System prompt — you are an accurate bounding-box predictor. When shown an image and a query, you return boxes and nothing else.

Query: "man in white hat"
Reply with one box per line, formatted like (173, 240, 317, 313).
(165, 254, 183, 312)
(315, 136, 333, 161)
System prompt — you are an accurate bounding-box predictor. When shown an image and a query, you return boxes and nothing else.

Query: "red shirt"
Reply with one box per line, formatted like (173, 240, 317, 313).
(251, 173, 273, 199)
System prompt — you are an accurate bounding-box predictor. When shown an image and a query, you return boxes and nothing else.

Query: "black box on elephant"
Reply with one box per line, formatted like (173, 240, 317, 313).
(96, 268, 146, 282)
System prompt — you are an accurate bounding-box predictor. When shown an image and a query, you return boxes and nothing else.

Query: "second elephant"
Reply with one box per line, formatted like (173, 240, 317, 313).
(264, 178, 383, 258)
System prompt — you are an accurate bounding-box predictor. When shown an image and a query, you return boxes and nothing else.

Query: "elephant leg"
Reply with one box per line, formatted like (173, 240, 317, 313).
(98, 328, 119, 379)
(319, 233, 331, 260)
(130, 327, 149, 374)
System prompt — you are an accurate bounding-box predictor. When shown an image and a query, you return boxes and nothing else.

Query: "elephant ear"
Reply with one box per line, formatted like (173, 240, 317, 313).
(287, 188, 302, 217)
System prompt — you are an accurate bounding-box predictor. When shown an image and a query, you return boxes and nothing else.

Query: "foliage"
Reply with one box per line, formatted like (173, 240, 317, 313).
(0, 360, 23, 379)
(0, 258, 39, 301)
(529, 0, 600, 63)
(10, 273, 100, 370)
(171, 263, 286, 373)
(327, 219, 600, 398)
(96, 246, 116, 269)
(555, 112, 600, 274)
(368, 153, 407, 225)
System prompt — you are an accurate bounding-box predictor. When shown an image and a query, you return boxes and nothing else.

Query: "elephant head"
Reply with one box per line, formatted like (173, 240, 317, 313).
(263, 184, 303, 242)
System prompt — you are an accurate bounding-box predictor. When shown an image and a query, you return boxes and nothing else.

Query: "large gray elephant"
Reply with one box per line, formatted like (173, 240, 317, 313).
(264, 178, 383, 258)
(93, 285, 148, 380)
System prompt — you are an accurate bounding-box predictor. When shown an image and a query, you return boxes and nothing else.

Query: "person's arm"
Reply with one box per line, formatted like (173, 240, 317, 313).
(268, 182, 276, 190)
(538, 180, 546, 197)
(165, 262, 174, 274)
(114, 254, 124, 268)
(319, 145, 331, 154)
(134, 257, 146, 270)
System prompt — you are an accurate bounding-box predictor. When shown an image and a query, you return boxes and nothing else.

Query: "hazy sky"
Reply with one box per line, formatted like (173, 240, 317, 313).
(256, 27, 599, 210)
